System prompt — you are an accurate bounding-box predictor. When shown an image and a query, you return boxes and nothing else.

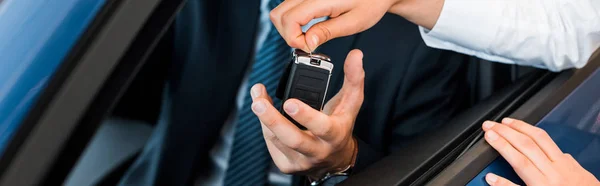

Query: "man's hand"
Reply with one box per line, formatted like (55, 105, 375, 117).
(482, 118, 600, 186)
(270, 0, 399, 52)
(250, 49, 365, 178)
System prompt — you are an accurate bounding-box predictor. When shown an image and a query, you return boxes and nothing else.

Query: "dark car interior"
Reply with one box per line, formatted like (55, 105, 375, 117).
(0, 0, 598, 185)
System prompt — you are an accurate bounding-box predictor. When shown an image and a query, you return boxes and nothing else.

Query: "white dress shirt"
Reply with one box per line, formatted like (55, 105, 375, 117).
(419, 0, 600, 72)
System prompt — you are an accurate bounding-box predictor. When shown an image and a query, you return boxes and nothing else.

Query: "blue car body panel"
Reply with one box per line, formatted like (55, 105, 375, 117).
(468, 69, 600, 185)
(0, 0, 105, 154)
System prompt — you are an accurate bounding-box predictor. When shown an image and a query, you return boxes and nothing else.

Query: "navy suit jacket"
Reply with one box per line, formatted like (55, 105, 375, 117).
(115, 0, 473, 185)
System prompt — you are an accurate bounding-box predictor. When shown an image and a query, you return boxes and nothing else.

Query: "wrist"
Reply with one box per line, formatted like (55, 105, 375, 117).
(340, 137, 358, 171)
(307, 137, 358, 180)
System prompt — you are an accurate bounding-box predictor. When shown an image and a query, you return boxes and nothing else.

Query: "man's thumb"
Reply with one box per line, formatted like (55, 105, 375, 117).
(343, 49, 365, 88)
(339, 49, 365, 116)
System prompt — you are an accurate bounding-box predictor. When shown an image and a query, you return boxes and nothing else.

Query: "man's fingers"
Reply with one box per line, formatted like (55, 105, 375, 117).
(322, 92, 341, 115)
(334, 49, 365, 117)
(252, 98, 319, 155)
(263, 130, 293, 161)
(482, 121, 555, 177)
(501, 118, 564, 161)
(484, 130, 546, 183)
(284, 99, 337, 140)
(342, 50, 365, 88)
(251, 84, 273, 104)
(485, 173, 519, 186)
(260, 122, 302, 160)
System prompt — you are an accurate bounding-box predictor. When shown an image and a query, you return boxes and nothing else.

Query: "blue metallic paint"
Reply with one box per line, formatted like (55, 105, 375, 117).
(0, 0, 105, 154)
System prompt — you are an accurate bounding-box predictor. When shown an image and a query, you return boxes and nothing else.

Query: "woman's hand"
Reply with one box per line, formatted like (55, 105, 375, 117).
(482, 118, 600, 186)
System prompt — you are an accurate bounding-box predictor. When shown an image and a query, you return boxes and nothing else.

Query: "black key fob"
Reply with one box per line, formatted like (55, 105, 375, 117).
(276, 49, 333, 129)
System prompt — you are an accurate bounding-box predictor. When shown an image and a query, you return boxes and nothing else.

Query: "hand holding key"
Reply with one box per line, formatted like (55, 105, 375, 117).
(250, 49, 364, 179)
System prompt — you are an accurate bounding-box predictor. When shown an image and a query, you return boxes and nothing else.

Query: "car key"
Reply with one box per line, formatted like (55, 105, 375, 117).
(276, 49, 333, 129)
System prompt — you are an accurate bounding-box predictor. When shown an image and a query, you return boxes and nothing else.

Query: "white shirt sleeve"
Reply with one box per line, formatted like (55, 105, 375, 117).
(419, 0, 600, 72)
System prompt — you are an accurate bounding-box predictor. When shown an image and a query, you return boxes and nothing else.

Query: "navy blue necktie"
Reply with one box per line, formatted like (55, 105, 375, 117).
(224, 0, 287, 185)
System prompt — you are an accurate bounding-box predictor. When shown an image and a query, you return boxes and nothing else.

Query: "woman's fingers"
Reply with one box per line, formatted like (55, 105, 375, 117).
(484, 129, 546, 183)
(483, 121, 557, 177)
(501, 118, 564, 161)
(485, 173, 519, 186)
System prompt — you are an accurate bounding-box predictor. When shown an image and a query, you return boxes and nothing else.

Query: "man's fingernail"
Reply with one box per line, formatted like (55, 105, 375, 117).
(251, 85, 261, 98)
(310, 35, 319, 50)
(485, 173, 498, 184)
(502, 117, 514, 124)
(486, 131, 499, 141)
(284, 101, 298, 115)
(483, 121, 495, 129)
(252, 101, 266, 114)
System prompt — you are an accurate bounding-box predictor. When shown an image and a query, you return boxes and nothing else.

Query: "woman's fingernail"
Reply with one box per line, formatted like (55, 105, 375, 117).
(252, 101, 266, 114)
(251, 85, 261, 98)
(486, 130, 499, 141)
(502, 117, 514, 124)
(284, 101, 298, 115)
(485, 173, 498, 184)
(483, 121, 496, 129)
